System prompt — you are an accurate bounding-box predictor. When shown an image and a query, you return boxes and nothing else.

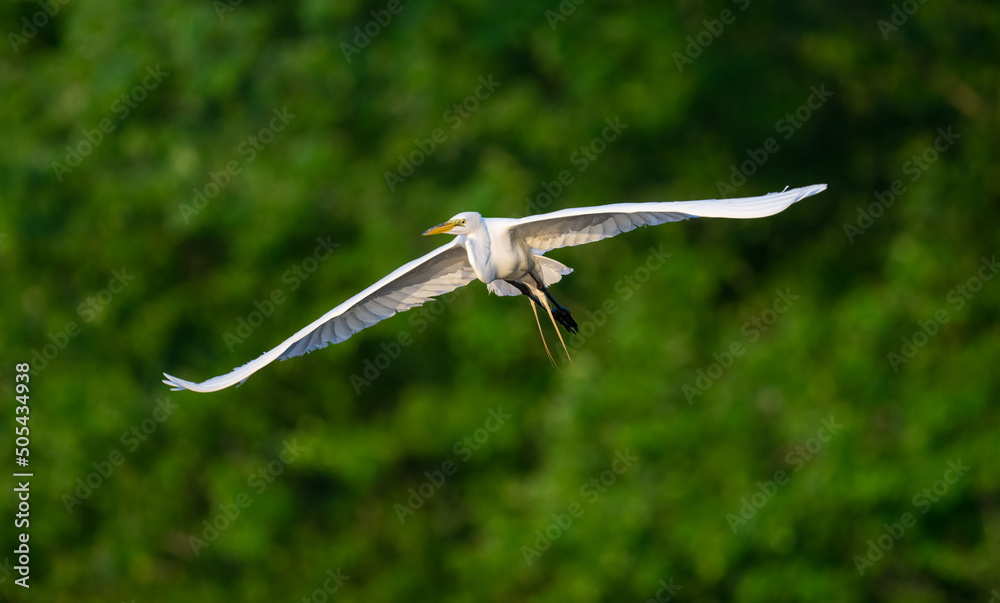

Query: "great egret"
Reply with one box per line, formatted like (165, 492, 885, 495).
(163, 184, 826, 392)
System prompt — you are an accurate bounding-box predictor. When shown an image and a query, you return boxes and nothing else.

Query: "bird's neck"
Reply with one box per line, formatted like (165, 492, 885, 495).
(464, 226, 493, 281)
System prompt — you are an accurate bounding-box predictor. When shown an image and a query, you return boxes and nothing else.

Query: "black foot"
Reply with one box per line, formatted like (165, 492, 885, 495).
(551, 304, 578, 334)
(538, 286, 577, 334)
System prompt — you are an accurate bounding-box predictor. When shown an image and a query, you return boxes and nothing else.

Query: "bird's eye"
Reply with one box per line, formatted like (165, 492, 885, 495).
(460, 219, 466, 225)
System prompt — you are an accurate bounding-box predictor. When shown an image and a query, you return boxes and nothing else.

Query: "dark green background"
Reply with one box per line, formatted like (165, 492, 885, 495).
(1, 0, 998, 601)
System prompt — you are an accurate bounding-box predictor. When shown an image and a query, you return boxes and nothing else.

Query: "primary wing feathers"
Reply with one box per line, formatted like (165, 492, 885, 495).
(513, 184, 826, 252)
(162, 238, 476, 393)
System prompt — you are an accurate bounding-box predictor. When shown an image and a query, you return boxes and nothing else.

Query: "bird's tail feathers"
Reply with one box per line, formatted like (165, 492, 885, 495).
(534, 255, 573, 287)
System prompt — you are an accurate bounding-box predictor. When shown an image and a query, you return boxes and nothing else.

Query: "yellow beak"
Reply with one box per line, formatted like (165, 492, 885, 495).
(422, 220, 457, 236)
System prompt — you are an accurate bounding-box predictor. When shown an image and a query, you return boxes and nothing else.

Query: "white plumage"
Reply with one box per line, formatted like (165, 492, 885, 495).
(163, 184, 826, 392)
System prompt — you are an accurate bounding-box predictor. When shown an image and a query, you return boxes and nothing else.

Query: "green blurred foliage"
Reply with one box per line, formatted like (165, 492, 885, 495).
(1, 0, 998, 601)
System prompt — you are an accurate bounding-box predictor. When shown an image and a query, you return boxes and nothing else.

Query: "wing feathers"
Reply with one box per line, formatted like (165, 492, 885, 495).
(513, 185, 826, 252)
(162, 238, 476, 393)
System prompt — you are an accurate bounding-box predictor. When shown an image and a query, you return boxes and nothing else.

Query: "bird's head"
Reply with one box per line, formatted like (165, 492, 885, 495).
(422, 212, 482, 236)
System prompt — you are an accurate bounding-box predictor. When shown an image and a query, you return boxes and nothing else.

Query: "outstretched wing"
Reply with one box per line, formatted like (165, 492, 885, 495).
(511, 184, 826, 253)
(163, 238, 476, 393)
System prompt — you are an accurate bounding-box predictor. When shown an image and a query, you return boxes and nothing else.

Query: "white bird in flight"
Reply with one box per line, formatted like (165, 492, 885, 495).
(163, 184, 826, 392)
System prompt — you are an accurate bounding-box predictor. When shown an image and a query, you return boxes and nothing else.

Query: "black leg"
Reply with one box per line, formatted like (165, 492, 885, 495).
(506, 280, 542, 306)
(526, 275, 579, 335)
